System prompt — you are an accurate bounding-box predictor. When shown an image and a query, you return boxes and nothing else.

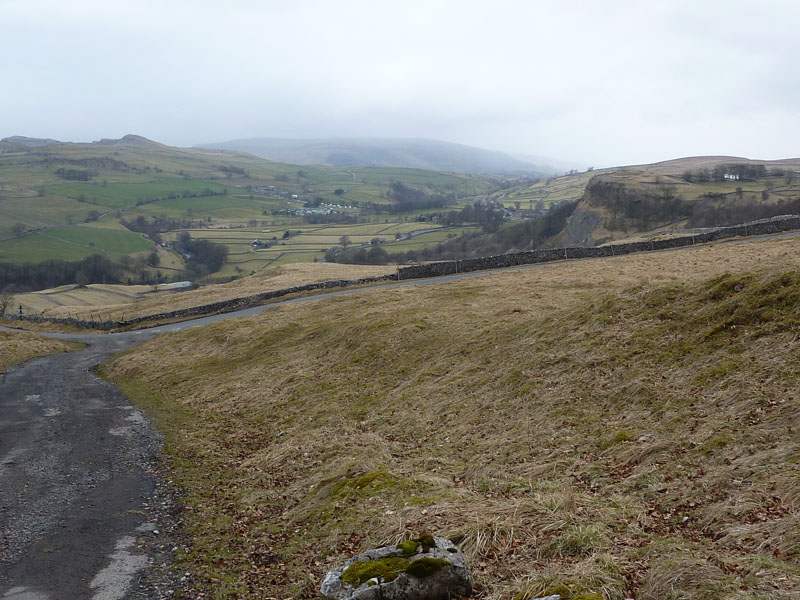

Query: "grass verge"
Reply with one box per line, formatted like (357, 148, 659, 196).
(0, 330, 84, 373)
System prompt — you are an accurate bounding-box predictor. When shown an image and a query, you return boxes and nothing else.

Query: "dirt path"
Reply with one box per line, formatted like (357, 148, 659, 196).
(0, 332, 167, 600)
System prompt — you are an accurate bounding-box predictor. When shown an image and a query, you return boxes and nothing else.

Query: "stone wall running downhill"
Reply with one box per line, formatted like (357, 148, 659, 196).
(4, 214, 799, 331)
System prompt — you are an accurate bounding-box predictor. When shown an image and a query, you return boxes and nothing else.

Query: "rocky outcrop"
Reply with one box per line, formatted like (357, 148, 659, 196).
(321, 535, 472, 600)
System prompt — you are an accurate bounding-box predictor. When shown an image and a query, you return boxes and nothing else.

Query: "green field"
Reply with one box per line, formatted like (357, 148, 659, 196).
(0, 225, 152, 263)
(0, 195, 97, 238)
(45, 179, 235, 209)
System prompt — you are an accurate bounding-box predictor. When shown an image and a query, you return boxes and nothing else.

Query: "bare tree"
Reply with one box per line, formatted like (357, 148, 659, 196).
(0, 290, 13, 315)
(11, 222, 25, 237)
(339, 235, 351, 249)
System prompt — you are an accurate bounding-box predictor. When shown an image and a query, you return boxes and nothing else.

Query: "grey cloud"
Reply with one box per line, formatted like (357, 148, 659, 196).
(1, 0, 797, 166)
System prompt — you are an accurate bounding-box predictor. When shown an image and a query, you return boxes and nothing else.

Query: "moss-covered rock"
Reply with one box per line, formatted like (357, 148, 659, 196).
(396, 540, 419, 556)
(341, 558, 411, 587)
(416, 532, 435, 552)
(405, 557, 451, 578)
(396, 532, 436, 556)
(321, 535, 472, 600)
(543, 583, 573, 599)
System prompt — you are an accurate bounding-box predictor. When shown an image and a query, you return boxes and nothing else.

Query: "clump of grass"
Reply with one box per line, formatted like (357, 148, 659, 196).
(697, 433, 733, 456)
(330, 469, 397, 500)
(515, 579, 606, 600)
(598, 429, 634, 451)
(639, 553, 737, 600)
(543, 524, 611, 559)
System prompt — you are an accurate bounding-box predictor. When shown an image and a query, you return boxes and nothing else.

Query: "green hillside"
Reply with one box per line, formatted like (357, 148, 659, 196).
(0, 135, 493, 271)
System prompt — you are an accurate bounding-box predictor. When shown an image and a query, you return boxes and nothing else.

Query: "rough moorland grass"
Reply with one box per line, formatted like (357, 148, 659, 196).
(101, 239, 800, 599)
(0, 330, 82, 373)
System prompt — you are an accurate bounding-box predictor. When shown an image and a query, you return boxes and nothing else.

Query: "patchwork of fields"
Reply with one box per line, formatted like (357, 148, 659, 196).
(165, 222, 477, 275)
(0, 136, 491, 273)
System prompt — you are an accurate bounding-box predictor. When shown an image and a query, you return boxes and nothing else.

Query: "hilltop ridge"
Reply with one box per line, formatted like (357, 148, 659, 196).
(92, 134, 167, 148)
(196, 136, 559, 176)
(1, 135, 62, 147)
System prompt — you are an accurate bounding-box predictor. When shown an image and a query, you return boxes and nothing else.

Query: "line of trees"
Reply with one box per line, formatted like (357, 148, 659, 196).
(590, 175, 800, 231)
(121, 215, 208, 242)
(0, 233, 229, 291)
(681, 164, 768, 183)
(55, 167, 91, 181)
(134, 187, 226, 206)
(0, 254, 129, 291)
(687, 196, 800, 228)
(219, 165, 247, 177)
(429, 202, 506, 232)
(174, 232, 228, 277)
(592, 180, 692, 231)
(327, 200, 578, 265)
(386, 182, 453, 213)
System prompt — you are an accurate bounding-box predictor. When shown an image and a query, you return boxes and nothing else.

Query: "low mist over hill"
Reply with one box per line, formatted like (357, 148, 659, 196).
(197, 137, 556, 176)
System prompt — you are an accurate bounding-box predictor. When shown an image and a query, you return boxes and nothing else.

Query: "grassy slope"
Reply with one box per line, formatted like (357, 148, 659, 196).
(0, 330, 82, 373)
(101, 236, 800, 600)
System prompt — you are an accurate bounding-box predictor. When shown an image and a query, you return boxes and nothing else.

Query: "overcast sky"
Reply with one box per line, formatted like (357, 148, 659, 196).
(2, 0, 798, 167)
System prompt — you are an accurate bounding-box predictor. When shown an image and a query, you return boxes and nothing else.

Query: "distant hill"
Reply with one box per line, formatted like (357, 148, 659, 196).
(2, 135, 62, 148)
(555, 156, 800, 247)
(196, 137, 557, 176)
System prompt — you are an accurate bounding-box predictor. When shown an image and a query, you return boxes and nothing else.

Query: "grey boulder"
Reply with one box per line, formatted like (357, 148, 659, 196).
(321, 536, 472, 600)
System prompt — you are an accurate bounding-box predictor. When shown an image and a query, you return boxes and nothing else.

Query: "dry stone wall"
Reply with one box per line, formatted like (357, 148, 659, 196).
(4, 215, 799, 331)
(396, 215, 800, 280)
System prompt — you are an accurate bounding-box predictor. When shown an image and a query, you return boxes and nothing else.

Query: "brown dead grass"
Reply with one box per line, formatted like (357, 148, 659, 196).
(101, 235, 800, 599)
(0, 330, 82, 373)
(34, 262, 395, 322)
